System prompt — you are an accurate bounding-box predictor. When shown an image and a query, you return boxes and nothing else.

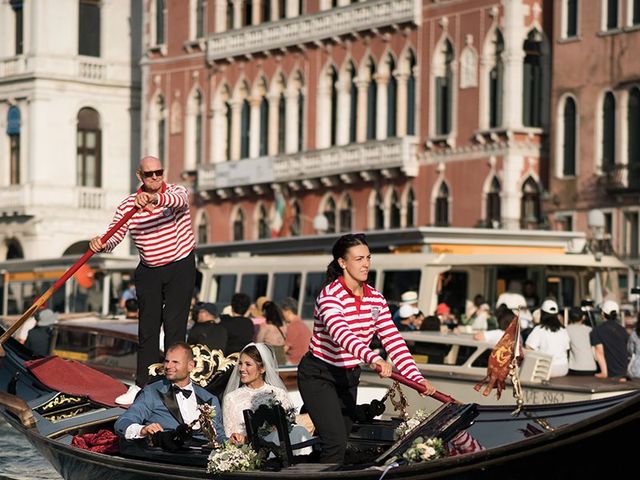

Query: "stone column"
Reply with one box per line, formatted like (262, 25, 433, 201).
(501, 0, 525, 129)
(376, 73, 389, 140)
(214, 0, 227, 32)
(211, 103, 227, 163)
(285, 89, 299, 153)
(501, 153, 525, 230)
(267, 93, 280, 155)
(356, 79, 368, 142)
(316, 85, 331, 149)
(336, 76, 350, 146)
(286, 0, 298, 17)
(233, 0, 243, 29)
(230, 100, 242, 160)
(395, 72, 409, 136)
(249, 97, 261, 158)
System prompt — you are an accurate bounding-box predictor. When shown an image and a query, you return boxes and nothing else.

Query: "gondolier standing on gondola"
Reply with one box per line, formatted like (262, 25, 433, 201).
(297, 233, 436, 464)
(90, 156, 196, 405)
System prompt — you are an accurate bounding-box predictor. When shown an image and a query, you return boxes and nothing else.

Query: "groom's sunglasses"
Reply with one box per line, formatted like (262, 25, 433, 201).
(140, 169, 164, 178)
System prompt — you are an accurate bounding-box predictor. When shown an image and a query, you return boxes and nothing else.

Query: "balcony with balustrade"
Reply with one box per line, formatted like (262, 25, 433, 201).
(197, 136, 419, 198)
(601, 163, 640, 194)
(206, 0, 420, 63)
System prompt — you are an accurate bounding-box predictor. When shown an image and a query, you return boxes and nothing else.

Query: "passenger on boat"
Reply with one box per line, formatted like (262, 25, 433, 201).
(220, 293, 255, 355)
(627, 320, 640, 379)
(524, 300, 571, 377)
(591, 301, 630, 379)
(114, 342, 226, 443)
(473, 305, 516, 346)
(256, 301, 287, 365)
(124, 298, 139, 319)
(297, 233, 436, 464)
(466, 295, 491, 331)
(222, 343, 312, 454)
(279, 297, 312, 365)
(566, 307, 597, 376)
(187, 302, 227, 352)
(25, 309, 58, 357)
(392, 290, 419, 329)
(90, 156, 196, 406)
(496, 281, 534, 331)
(397, 304, 420, 331)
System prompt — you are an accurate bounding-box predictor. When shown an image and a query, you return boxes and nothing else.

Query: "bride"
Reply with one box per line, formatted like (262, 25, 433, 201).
(222, 343, 312, 455)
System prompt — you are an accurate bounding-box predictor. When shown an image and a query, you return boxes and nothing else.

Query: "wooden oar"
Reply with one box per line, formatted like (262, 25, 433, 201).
(0, 206, 138, 346)
(372, 364, 459, 404)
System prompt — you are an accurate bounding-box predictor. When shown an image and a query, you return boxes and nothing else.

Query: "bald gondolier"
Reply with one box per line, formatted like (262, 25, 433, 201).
(90, 156, 196, 405)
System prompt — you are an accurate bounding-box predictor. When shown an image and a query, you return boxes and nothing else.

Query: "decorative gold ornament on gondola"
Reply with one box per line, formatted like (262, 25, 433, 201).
(148, 345, 239, 386)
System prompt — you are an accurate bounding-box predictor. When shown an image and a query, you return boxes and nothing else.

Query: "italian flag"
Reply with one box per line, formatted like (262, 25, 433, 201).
(271, 191, 285, 237)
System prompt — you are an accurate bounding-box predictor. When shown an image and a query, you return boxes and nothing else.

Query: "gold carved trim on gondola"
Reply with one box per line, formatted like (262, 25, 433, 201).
(148, 345, 239, 387)
(45, 408, 85, 423)
(39, 393, 84, 412)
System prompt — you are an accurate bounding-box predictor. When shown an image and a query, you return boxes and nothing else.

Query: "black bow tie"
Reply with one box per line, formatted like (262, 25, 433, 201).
(171, 385, 192, 399)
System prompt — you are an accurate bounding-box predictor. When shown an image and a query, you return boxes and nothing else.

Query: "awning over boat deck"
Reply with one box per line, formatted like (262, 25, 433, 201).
(25, 356, 127, 407)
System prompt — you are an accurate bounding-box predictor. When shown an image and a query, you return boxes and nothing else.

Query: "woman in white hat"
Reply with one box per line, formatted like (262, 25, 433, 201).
(524, 299, 571, 377)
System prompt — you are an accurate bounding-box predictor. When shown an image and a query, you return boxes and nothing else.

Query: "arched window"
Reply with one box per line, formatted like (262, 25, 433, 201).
(374, 192, 384, 229)
(562, 97, 577, 176)
(233, 209, 245, 241)
(278, 92, 286, 154)
(366, 60, 377, 140)
(435, 40, 454, 135)
(76, 107, 101, 187)
(157, 96, 166, 163)
(5, 239, 23, 260)
(387, 57, 397, 137)
(226, 0, 234, 30)
(406, 187, 416, 227)
(407, 51, 417, 135)
(11, 0, 23, 55)
(259, 96, 269, 156)
(197, 213, 208, 244)
(324, 197, 337, 233)
(156, 0, 166, 44)
(278, 0, 286, 19)
(297, 89, 305, 152)
(196, 0, 206, 37)
(486, 177, 501, 227)
(564, 0, 578, 37)
(7, 106, 21, 185)
(634, 0, 640, 26)
(629, 87, 640, 188)
(602, 92, 616, 172)
(258, 205, 270, 239)
(330, 67, 339, 146)
(240, 99, 250, 158)
(290, 202, 301, 236)
(339, 194, 352, 232)
(489, 30, 504, 128)
(389, 189, 401, 228)
(606, 0, 619, 30)
(243, 0, 253, 26)
(520, 177, 541, 228)
(225, 100, 232, 160)
(195, 91, 203, 166)
(79, 0, 101, 57)
(262, 0, 271, 22)
(349, 62, 358, 143)
(523, 30, 543, 127)
(434, 182, 449, 227)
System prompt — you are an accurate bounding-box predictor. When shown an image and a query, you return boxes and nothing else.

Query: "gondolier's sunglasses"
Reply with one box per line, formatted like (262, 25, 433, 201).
(140, 169, 164, 178)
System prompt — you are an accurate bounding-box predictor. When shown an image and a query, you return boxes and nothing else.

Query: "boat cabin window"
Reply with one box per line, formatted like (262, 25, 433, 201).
(51, 328, 92, 361)
(437, 271, 468, 316)
(92, 335, 137, 370)
(240, 274, 268, 301)
(272, 273, 301, 304)
(382, 270, 421, 308)
(545, 275, 575, 308)
(302, 272, 324, 319)
(211, 274, 236, 306)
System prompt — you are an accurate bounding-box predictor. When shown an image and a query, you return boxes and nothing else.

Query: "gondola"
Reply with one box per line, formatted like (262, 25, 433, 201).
(1, 326, 639, 480)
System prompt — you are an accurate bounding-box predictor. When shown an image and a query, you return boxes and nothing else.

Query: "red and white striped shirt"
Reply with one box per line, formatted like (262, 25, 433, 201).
(310, 277, 424, 383)
(102, 183, 195, 267)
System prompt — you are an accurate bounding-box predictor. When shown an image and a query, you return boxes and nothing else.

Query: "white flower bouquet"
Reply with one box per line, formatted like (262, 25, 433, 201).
(394, 409, 429, 439)
(207, 442, 263, 474)
(402, 436, 446, 464)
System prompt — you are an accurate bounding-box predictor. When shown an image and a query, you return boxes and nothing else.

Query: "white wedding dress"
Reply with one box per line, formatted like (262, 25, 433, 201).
(223, 384, 312, 455)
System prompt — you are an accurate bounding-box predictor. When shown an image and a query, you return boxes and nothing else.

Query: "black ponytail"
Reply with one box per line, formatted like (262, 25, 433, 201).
(324, 233, 369, 286)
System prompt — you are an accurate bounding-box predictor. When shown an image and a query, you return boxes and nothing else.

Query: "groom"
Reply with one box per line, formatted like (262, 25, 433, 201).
(115, 342, 225, 443)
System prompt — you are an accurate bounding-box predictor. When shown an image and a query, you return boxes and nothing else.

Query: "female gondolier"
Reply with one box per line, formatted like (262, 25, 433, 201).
(297, 233, 436, 464)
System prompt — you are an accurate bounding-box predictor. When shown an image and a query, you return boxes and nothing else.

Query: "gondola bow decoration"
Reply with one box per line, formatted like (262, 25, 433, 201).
(474, 313, 524, 403)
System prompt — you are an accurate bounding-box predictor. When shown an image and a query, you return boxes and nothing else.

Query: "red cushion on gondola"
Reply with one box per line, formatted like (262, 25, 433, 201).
(25, 356, 127, 407)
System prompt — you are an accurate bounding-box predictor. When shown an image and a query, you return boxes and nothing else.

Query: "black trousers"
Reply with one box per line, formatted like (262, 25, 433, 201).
(297, 352, 360, 464)
(134, 250, 195, 387)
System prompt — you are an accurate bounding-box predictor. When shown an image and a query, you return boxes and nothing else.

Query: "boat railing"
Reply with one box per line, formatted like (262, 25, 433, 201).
(400, 331, 552, 383)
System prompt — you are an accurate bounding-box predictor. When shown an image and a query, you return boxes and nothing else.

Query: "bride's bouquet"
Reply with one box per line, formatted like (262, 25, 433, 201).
(207, 442, 263, 474)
